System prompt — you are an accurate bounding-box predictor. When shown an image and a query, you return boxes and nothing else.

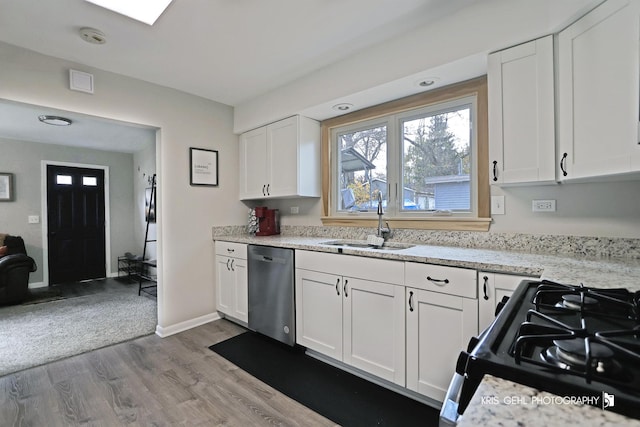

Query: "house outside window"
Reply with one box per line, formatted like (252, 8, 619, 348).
(321, 77, 490, 231)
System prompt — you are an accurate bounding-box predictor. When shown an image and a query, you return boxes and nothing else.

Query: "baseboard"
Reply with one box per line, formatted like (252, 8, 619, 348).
(155, 312, 221, 337)
(28, 281, 46, 289)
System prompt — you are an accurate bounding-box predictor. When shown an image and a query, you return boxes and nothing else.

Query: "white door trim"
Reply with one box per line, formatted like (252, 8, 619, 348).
(41, 160, 111, 286)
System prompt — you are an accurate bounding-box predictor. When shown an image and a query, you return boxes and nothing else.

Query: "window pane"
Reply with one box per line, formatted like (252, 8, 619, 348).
(401, 106, 471, 212)
(337, 125, 387, 212)
(56, 175, 72, 185)
(83, 176, 98, 186)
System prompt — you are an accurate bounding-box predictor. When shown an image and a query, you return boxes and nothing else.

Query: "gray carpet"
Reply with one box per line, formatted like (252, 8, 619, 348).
(0, 282, 157, 377)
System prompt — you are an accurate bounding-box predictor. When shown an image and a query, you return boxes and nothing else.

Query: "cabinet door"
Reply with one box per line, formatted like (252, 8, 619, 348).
(232, 258, 248, 323)
(478, 273, 536, 331)
(342, 277, 405, 386)
(558, 0, 640, 180)
(239, 126, 268, 199)
(406, 289, 478, 402)
(216, 256, 248, 323)
(216, 255, 235, 315)
(267, 116, 299, 197)
(488, 35, 555, 184)
(295, 269, 343, 360)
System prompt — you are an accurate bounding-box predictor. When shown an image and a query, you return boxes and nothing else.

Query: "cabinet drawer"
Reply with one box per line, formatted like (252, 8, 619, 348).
(296, 250, 404, 285)
(405, 262, 476, 299)
(215, 241, 247, 259)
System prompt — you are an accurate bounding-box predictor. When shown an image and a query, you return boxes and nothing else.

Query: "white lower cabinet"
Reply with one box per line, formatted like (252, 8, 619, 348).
(215, 242, 248, 323)
(478, 272, 537, 331)
(295, 251, 406, 386)
(406, 289, 478, 402)
(295, 268, 406, 385)
(295, 250, 482, 403)
(295, 269, 343, 359)
(404, 262, 478, 402)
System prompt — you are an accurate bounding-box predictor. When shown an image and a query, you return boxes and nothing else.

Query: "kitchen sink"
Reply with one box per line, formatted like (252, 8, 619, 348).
(320, 240, 414, 251)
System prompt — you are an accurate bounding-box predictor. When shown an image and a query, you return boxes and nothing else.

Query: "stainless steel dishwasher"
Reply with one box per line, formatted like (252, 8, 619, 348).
(247, 245, 295, 346)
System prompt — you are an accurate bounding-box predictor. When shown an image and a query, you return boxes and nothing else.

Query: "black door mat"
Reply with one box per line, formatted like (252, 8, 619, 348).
(209, 332, 439, 427)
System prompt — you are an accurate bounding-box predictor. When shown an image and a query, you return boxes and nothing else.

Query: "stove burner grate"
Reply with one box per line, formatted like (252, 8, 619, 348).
(532, 280, 639, 321)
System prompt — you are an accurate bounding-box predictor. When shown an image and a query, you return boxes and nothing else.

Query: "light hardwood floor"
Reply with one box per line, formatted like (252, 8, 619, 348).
(0, 319, 336, 426)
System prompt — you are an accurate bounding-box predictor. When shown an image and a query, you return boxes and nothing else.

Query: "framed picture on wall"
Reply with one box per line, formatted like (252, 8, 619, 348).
(189, 147, 218, 186)
(0, 173, 14, 201)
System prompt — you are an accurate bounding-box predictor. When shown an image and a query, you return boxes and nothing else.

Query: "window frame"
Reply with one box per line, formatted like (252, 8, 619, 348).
(320, 76, 490, 231)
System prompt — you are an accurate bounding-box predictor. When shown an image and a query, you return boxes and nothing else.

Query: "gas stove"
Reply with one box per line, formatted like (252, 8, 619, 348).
(440, 279, 640, 425)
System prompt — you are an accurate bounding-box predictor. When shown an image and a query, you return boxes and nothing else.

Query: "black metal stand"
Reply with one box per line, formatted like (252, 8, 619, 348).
(139, 174, 157, 297)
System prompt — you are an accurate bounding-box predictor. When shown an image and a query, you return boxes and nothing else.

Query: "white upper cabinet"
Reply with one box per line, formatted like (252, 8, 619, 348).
(558, 0, 640, 181)
(488, 35, 556, 185)
(239, 115, 321, 200)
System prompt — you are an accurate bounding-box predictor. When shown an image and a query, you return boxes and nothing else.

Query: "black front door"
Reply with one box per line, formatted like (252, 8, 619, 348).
(47, 165, 106, 284)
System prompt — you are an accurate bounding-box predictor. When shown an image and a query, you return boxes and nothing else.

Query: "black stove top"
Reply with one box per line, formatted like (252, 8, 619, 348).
(456, 280, 640, 420)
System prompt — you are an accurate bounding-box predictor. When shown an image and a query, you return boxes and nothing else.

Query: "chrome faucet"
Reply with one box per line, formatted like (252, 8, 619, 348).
(376, 192, 391, 239)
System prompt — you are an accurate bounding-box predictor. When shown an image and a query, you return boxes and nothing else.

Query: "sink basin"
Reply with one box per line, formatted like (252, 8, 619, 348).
(321, 240, 414, 251)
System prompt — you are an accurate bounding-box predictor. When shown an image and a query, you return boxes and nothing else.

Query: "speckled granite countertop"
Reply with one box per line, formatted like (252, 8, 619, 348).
(214, 232, 640, 425)
(213, 234, 640, 290)
(456, 375, 639, 426)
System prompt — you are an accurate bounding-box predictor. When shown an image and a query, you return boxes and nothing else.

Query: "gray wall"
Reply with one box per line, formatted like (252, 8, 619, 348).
(0, 136, 139, 284)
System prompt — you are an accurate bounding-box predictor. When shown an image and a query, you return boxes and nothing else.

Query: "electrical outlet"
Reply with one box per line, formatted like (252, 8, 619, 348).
(290, 206, 299, 214)
(532, 200, 556, 212)
(491, 196, 505, 215)
(28, 215, 40, 224)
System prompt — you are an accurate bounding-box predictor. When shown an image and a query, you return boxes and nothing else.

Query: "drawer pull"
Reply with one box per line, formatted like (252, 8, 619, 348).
(427, 276, 449, 285)
(227, 248, 235, 253)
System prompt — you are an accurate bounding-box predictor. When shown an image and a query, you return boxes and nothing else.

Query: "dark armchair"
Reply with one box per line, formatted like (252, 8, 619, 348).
(0, 235, 37, 306)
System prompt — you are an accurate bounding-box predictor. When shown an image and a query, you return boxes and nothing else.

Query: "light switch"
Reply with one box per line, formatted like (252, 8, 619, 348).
(491, 196, 505, 215)
(28, 215, 40, 224)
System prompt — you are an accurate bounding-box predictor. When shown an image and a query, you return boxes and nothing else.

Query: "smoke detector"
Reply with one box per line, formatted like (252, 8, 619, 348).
(79, 27, 107, 44)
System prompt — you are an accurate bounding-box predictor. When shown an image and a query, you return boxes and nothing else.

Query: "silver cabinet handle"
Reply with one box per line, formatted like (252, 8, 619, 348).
(409, 291, 414, 312)
(335, 278, 340, 296)
(343, 279, 348, 297)
(427, 276, 449, 285)
(482, 275, 489, 300)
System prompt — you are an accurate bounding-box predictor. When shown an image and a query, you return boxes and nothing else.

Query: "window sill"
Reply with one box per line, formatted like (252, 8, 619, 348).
(320, 216, 492, 232)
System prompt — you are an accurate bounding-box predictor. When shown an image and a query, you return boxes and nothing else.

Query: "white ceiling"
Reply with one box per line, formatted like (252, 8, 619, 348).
(0, 0, 599, 151)
(0, 0, 481, 107)
(0, 100, 156, 153)
(0, 0, 482, 151)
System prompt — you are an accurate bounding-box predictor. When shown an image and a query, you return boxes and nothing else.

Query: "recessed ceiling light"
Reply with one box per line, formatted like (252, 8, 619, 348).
(38, 115, 73, 126)
(85, 0, 173, 25)
(79, 27, 106, 44)
(416, 77, 440, 88)
(332, 103, 353, 112)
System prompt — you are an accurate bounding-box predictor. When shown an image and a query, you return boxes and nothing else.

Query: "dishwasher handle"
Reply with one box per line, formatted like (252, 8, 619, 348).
(256, 255, 288, 264)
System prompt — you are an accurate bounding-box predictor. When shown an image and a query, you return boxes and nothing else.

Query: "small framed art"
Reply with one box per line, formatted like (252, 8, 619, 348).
(189, 148, 218, 186)
(0, 173, 14, 201)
